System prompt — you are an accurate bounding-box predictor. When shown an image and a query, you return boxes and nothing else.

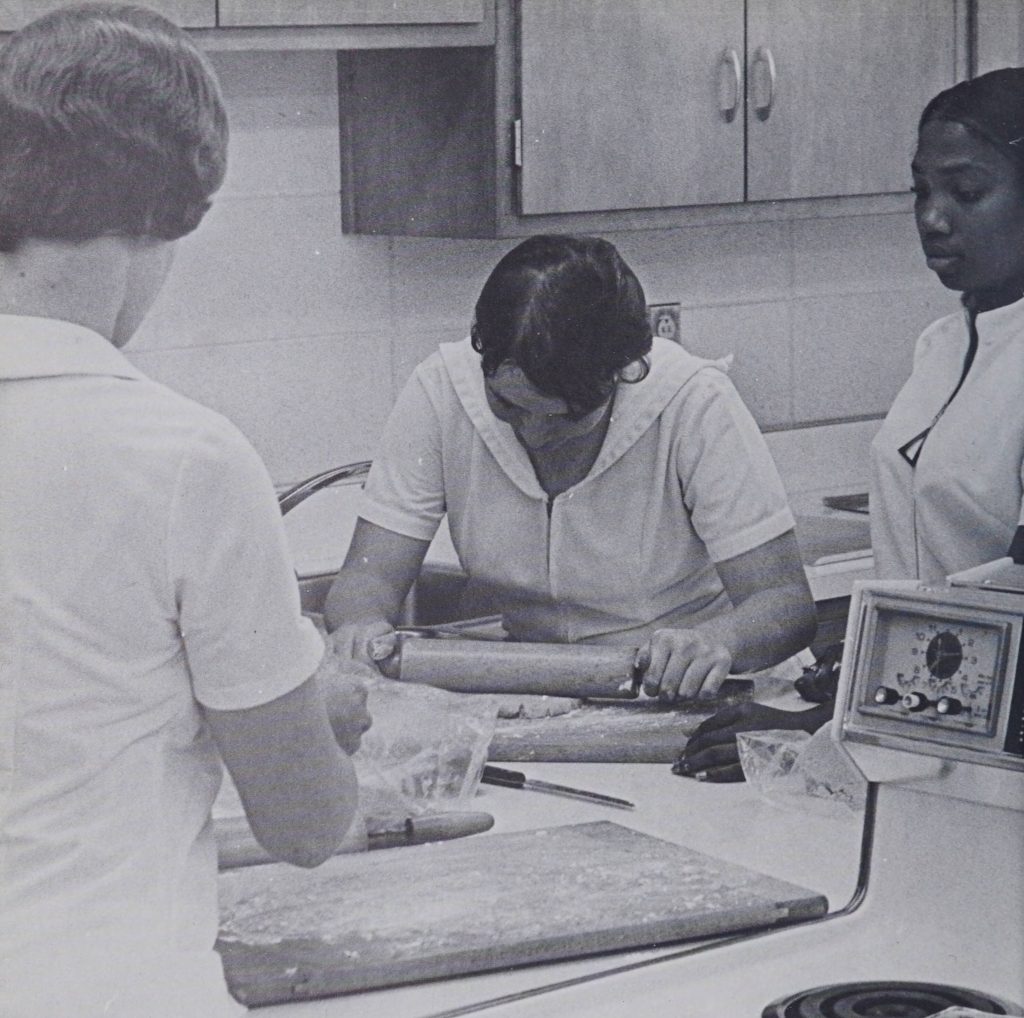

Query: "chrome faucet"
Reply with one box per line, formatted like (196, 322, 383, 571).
(277, 461, 372, 516)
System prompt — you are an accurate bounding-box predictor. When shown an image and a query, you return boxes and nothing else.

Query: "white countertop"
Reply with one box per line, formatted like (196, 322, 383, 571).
(245, 699, 864, 1018)
(244, 428, 874, 1014)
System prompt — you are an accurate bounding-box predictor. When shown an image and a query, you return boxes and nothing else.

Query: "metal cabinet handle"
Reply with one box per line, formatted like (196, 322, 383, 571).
(751, 45, 777, 122)
(717, 47, 742, 123)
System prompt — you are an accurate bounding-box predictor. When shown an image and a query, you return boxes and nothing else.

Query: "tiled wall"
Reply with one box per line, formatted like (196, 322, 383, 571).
(126, 49, 960, 489)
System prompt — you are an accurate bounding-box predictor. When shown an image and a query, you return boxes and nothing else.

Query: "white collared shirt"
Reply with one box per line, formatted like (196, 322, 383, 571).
(360, 336, 795, 644)
(0, 315, 322, 1014)
(871, 296, 1024, 581)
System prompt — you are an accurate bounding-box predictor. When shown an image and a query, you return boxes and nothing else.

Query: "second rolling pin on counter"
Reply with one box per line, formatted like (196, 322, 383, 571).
(377, 636, 643, 699)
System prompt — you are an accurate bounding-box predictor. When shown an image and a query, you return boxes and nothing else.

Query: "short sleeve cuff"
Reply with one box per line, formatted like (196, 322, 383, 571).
(702, 507, 796, 564)
(357, 494, 442, 543)
(191, 615, 326, 712)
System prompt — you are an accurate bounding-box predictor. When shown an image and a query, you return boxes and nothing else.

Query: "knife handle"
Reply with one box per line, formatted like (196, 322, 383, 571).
(367, 811, 496, 848)
(480, 765, 527, 789)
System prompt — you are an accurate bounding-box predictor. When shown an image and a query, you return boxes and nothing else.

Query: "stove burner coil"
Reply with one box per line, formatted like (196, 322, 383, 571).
(762, 980, 1023, 1018)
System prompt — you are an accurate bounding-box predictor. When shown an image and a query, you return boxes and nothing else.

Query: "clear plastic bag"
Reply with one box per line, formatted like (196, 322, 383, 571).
(275, 614, 498, 819)
(353, 675, 498, 818)
(737, 725, 867, 819)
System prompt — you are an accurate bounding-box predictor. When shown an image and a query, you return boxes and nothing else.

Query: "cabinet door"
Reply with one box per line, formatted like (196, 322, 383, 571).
(217, 0, 484, 28)
(975, 0, 1024, 75)
(0, 1, 214, 28)
(518, 0, 744, 215)
(746, 0, 959, 201)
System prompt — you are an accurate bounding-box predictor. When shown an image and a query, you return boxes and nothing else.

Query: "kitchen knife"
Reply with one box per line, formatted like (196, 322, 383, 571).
(480, 764, 635, 810)
(216, 811, 495, 870)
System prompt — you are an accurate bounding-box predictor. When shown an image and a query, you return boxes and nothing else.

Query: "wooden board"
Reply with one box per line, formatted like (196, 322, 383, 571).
(216, 821, 828, 1007)
(488, 680, 756, 763)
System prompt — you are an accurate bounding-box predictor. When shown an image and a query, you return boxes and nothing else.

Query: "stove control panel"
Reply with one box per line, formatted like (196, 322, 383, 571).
(837, 579, 1024, 770)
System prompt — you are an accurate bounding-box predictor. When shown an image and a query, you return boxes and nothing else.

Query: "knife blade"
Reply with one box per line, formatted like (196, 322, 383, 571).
(480, 765, 635, 810)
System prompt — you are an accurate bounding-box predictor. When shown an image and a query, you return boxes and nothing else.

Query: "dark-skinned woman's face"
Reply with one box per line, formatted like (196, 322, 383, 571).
(912, 118, 1024, 308)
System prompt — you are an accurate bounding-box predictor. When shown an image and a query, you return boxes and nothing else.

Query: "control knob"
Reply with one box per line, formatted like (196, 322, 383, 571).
(902, 691, 930, 712)
(936, 696, 963, 716)
(874, 686, 900, 705)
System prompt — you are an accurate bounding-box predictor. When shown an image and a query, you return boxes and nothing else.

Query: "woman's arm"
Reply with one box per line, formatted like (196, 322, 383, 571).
(323, 519, 431, 664)
(642, 529, 817, 701)
(204, 674, 359, 867)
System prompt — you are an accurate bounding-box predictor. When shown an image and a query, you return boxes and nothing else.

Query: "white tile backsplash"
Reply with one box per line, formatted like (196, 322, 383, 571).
(128, 332, 389, 482)
(791, 212, 935, 296)
(791, 287, 956, 421)
(389, 236, 513, 332)
(134, 196, 392, 352)
(610, 220, 793, 308)
(680, 301, 793, 428)
(128, 48, 951, 511)
(210, 50, 341, 198)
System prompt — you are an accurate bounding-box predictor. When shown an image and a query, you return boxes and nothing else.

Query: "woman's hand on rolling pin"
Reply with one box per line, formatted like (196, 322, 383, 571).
(639, 628, 732, 702)
(675, 702, 832, 783)
(329, 620, 398, 672)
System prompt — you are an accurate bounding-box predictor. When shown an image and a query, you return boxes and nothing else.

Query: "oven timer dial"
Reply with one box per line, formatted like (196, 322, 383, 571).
(925, 630, 963, 678)
(844, 581, 1024, 764)
(862, 607, 1005, 735)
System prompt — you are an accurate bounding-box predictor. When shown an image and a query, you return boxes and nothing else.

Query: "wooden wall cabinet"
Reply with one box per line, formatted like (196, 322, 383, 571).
(974, 0, 1024, 75)
(0, 0, 214, 28)
(0, 0, 493, 46)
(744, 0, 959, 202)
(217, 0, 485, 29)
(340, 0, 966, 237)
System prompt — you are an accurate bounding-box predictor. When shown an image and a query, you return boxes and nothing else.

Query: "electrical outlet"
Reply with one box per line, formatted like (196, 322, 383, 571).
(648, 303, 681, 343)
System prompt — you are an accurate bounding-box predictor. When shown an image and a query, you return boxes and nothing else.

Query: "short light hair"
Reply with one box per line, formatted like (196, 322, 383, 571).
(0, 2, 228, 251)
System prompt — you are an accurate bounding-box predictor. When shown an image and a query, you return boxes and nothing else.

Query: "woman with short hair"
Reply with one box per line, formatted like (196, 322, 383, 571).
(326, 233, 816, 702)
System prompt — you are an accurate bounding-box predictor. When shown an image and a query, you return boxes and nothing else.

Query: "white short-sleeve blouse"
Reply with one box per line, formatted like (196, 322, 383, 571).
(871, 296, 1024, 581)
(360, 336, 795, 645)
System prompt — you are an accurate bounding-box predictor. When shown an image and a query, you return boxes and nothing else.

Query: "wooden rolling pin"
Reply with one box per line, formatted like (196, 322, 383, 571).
(378, 637, 643, 699)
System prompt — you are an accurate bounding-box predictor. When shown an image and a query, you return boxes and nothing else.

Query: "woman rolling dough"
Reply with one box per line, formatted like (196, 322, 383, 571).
(325, 234, 816, 700)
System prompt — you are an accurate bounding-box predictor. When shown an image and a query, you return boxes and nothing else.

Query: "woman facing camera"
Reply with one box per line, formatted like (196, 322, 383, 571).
(326, 234, 816, 700)
(683, 66, 1024, 780)
(872, 66, 1024, 581)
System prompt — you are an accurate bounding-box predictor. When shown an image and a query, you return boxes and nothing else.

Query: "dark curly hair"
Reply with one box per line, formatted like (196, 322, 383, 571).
(471, 235, 653, 413)
(0, 3, 228, 252)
